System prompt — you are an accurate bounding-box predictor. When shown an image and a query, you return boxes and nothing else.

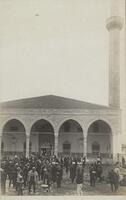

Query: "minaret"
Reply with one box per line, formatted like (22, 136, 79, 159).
(106, 0, 123, 108)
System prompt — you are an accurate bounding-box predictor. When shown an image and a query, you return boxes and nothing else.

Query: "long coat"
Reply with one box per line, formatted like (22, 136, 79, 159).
(28, 170, 38, 183)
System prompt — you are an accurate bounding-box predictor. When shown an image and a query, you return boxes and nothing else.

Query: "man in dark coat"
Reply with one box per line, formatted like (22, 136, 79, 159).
(1, 162, 7, 195)
(109, 169, 119, 192)
(89, 164, 96, 187)
(28, 167, 38, 194)
(23, 164, 29, 188)
(56, 164, 62, 188)
(64, 157, 69, 173)
(76, 163, 84, 195)
(96, 162, 103, 182)
(51, 162, 57, 183)
(70, 162, 76, 183)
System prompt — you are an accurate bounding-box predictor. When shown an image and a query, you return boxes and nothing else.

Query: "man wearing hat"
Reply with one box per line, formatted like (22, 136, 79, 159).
(51, 162, 57, 184)
(28, 167, 38, 194)
(56, 164, 62, 188)
(76, 162, 84, 195)
(70, 161, 76, 183)
(16, 167, 23, 195)
(89, 164, 96, 187)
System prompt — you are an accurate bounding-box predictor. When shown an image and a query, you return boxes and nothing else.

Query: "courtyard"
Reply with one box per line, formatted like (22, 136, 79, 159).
(3, 167, 126, 196)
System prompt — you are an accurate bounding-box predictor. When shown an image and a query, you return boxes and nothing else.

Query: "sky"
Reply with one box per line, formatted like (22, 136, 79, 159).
(0, 0, 112, 105)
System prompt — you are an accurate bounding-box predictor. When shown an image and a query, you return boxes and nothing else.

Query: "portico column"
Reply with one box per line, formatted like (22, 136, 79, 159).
(112, 133, 119, 161)
(83, 135, 87, 157)
(26, 134, 30, 158)
(110, 133, 113, 158)
(54, 134, 58, 157)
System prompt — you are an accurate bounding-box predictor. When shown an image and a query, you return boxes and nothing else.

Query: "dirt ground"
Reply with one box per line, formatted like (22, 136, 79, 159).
(4, 170, 126, 196)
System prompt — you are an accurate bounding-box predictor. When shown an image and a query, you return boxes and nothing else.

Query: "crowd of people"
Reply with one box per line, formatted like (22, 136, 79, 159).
(0, 153, 123, 195)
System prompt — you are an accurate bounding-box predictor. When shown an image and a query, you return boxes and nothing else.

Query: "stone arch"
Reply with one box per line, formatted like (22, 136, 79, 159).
(29, 117, 56, 133)
(2, 119, 26, 157)
(58, 118, 84, 133)
(1, 117, 27, 135)
(87, 119, 112, 158)
(86, 118, 114, 135)
(30, 119, 55, 155)
(58, 119, 84, 157)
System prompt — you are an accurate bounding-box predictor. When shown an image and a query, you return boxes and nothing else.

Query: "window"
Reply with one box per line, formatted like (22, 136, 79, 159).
(63, 141, 71, 154)
(92, 141, 100, 154)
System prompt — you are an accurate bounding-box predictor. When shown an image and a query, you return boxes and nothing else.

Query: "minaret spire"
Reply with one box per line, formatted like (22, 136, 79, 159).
(111, 0, 119, 16)
(106, 0, 123, 107)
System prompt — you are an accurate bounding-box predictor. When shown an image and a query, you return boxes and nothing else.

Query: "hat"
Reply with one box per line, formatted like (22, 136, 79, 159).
(0, 168, 4, 172)
(32, 167, 36, 170)
(19, 174, 23, 179)
(77, 162, 82, 165)
(15, 163, 19, 166)
(17, 167, 21, 171)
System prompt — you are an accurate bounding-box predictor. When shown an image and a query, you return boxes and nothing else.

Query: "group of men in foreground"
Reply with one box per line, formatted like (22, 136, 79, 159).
(0, 154, 123, 195)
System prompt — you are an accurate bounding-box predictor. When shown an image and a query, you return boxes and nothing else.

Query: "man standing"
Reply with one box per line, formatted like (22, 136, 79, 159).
(16, 167, 23, 195)
(0, 162, 7, 195)
(76, 162, 84, 195)
(56, 164, 62, 188)
(70, 161, 76, 183)
(109, 169, 119, 192)
(28, 167, 38, 194)
(96, 162, 103, 182)
(89, 164, 96, 187)
(113, 162, 122, 191)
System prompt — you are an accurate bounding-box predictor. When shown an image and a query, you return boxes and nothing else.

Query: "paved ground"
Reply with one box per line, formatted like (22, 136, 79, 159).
(4, 169, 126, 196)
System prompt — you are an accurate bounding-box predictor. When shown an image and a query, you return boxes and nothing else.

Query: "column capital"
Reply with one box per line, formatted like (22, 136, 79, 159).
(84, 134, 87, 139)
(54, 132, 59, 138)
(26, 133, 30, 138)
(55, 134, 58, 138)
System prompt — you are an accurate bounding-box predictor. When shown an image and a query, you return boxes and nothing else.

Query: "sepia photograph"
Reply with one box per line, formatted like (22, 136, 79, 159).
(0, 0, 126, 198)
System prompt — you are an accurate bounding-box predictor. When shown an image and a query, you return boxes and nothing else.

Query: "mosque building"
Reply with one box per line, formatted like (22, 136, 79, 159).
(0, 0, 125, 162)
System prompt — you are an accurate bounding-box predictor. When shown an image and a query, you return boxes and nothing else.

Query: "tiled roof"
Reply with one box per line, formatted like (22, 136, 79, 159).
(0, 95, 110, 109)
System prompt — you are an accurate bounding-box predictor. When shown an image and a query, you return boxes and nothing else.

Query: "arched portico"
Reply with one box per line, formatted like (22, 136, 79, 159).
(2, 119, 26, 157)
(30, 119, 54, 156)
(87, 120, 112, 158)
(58, 119, 84, 157)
